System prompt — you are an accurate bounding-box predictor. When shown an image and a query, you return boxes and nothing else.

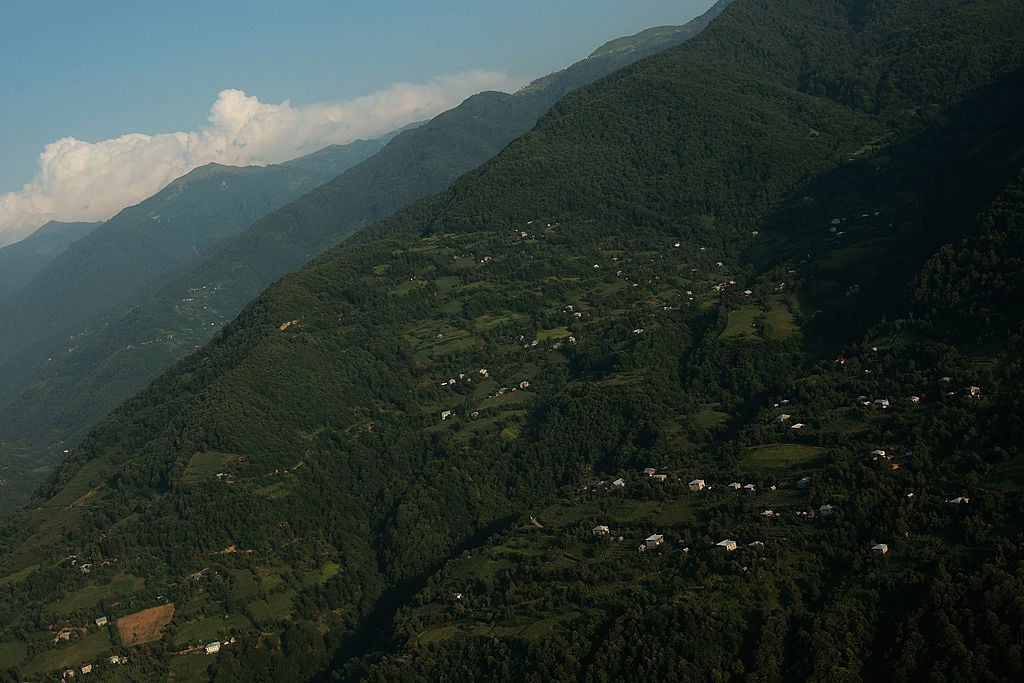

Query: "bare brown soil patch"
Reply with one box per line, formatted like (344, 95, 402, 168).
(117, 602, 175, 646)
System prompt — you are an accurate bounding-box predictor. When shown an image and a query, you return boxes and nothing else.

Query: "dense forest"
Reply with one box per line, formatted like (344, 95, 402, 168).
(1, 0, 1023, 680)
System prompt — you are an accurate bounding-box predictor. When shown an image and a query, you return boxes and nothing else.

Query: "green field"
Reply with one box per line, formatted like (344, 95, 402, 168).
(52, 573, 144, 613)
(182, 451, 237, 484)
(23, 630, 113, 675)
(741, 444, 827, 472)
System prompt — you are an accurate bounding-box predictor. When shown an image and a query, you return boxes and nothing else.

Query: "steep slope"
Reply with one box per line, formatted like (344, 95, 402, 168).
(1, 0, 1023, 680)
(0, 221, 101, 301)
(0, 139, 383, 359)
(0, 3, 728, 510)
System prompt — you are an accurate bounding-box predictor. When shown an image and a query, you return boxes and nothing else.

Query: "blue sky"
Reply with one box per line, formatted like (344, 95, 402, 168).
(0, 0, 716, 244)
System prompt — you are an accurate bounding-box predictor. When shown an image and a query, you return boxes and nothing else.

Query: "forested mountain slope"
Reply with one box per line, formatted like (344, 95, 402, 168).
(0, 221, 101, 301)
(0, 4, 726, 516)
(1, 0, 1023, 680)
(0, 141, 383, 358)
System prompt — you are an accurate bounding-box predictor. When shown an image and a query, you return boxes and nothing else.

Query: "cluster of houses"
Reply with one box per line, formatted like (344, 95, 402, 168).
(61, 655, 128, 679)
(591, 525, 757, 555)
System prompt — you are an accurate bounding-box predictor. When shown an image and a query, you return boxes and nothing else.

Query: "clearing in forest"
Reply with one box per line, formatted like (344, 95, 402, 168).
(117, 603, 175, 646)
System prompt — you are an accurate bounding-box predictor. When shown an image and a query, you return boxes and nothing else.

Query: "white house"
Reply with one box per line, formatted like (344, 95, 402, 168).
(205, 641, 221, 655)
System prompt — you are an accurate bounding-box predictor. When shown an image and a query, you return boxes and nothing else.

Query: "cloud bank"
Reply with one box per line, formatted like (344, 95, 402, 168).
(0, 70, 525, 246)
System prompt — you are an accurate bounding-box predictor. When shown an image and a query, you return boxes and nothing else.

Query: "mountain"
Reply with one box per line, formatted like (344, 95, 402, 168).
(0, 139, 384, 360)
(1, 0, 1024, 680)
(0, 3, 728, 515)
(0, 221, 101, 301)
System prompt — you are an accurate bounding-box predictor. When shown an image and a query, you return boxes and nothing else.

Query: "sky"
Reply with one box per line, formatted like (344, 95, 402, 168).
(0, 0, 716, 246)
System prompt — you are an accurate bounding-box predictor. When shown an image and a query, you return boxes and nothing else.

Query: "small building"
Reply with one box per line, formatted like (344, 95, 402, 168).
(819, 504, 835, 517)
(776, 413, 792, 423)
(716, 539, 738, 552)
(642, 467, 657, 477)
(871, 543, 889, 555)
(760, 509, 775, 517)
(94, 616, 108, 627)
(205, 641, 221, 655)
(440, 409, 454, 421)
(645, 534, 664, 549)
(80, 664, 93, 675)
(611, 478, 626, 490)
(688, 479, 706, 492)
(743, 483, 757, 492)
(946, 497, 970, 504)
(108, 655, 128, 665)
(728, 482, 742, 491)
(652, 473, 668, 482)
(871, 449, 886, 457)
(592, 525, 610, 537)
(874, 398, 891, 409)
(790, 423, 805, 430)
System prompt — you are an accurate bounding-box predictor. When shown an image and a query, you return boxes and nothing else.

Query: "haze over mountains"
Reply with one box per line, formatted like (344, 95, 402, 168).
(0, 3, 727, 515)
(1, 0, 1023, 680)
(0, 221, 101, 301)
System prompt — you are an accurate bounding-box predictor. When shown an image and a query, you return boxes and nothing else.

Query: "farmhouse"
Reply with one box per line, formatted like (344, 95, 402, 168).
(645, 534, 665, 549)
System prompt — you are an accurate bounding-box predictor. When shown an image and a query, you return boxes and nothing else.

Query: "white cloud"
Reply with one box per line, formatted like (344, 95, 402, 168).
(0, 70, 525, 246)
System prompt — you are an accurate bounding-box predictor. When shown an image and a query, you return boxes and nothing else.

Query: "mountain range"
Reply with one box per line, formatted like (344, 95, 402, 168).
(0, 3, 727, 516)
(0, 221, 102, 301)
(1, 0, 1023, 680)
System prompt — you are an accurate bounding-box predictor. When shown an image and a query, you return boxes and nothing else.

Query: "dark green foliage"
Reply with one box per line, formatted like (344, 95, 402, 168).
(1, 0, 1024, 680)
(0, 11, 720, 518)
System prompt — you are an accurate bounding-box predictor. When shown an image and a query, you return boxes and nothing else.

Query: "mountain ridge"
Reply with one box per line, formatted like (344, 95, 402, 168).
(1, 0, 1023, 679)
(0, 4, 726, 515)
